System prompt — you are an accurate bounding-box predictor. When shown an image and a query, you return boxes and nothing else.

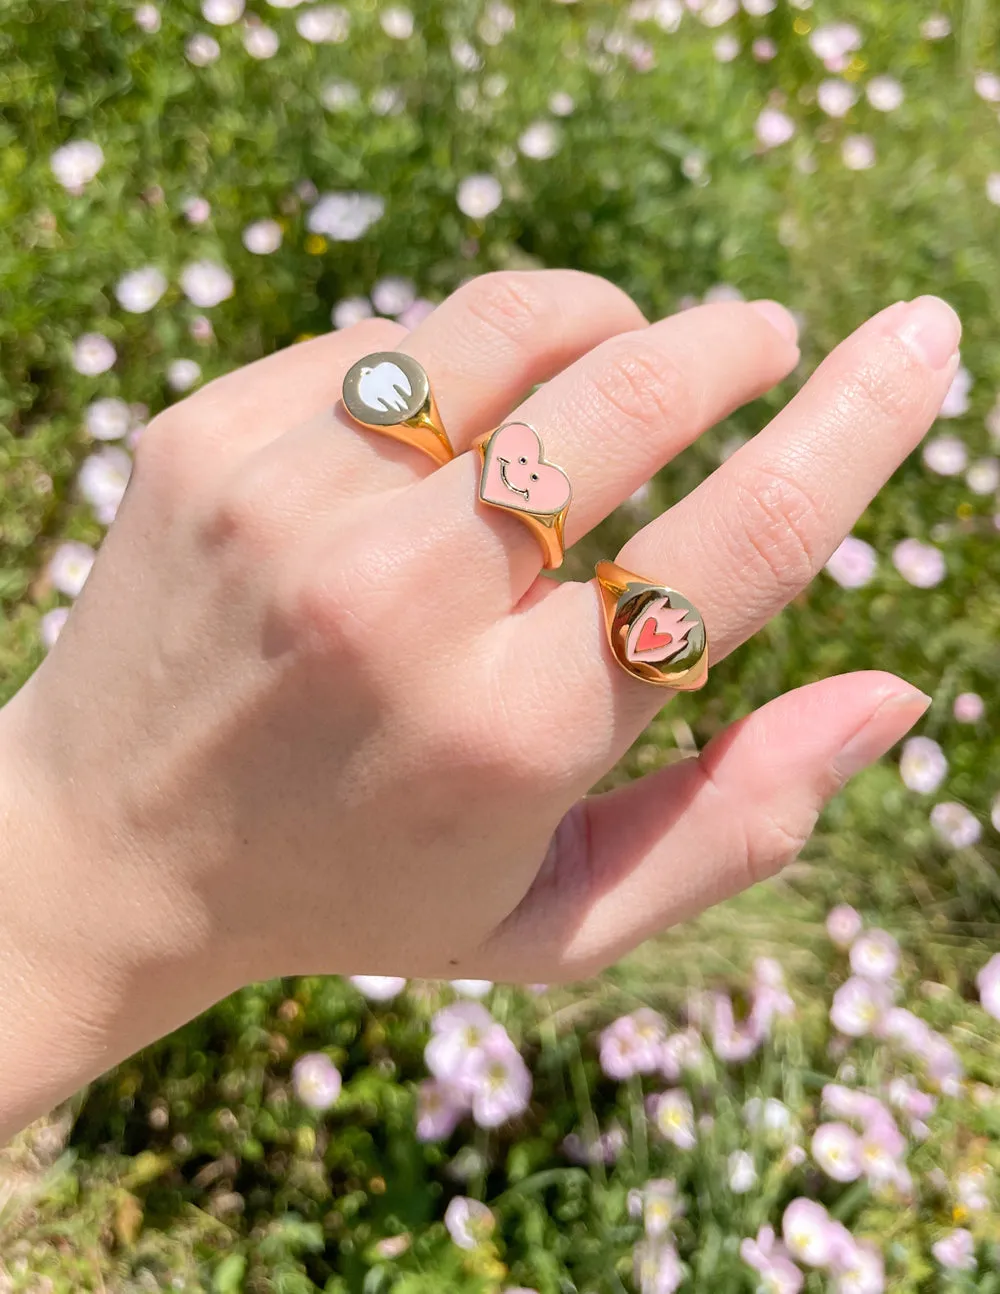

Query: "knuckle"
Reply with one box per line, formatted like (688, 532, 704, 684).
(695, 754, 813, 892)
(282, 572, 355, 660)
(733, 465, 824, 593)
(586, 334, 697, 433)
(490, 727, 564, 790)
(341, 315, 408, 350)
(457, 271, 560, 348)
(131, 410, 204, 501)
(743, 804, 815, 887)
(132, 410, 182, 474)
(473, 649, 575, 792)
(464, 707, 563, 796)
(279, 538, 392, 664)
(199, 466, 277, 556)
(554, 269, 646, 329)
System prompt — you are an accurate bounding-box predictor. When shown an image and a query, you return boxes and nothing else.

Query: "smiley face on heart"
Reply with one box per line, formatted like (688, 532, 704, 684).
(479, 423, 571, 516)
(625, 596, 698, 665)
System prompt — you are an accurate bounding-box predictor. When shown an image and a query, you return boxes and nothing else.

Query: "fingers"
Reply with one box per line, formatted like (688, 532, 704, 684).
(620, 296, 961, 661)
(232, 271, 649, 513)
(510, 297, 800, 544)
(398, 270, 648, 451)
(517, 295, 960, 751)
(391, 299, 801, 612)
(156, 270, 643, 486)
(480, 673, 929, 981)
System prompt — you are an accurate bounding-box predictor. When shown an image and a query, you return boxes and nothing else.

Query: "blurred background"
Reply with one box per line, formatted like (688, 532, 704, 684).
(1, 0, 1000, 1288)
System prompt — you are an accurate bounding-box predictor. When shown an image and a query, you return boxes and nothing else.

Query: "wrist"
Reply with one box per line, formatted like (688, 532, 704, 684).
(0, 692, 234, 1137)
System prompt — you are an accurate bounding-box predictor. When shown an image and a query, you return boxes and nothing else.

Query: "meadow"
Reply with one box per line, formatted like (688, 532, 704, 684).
(1, 0, 1000, 1288)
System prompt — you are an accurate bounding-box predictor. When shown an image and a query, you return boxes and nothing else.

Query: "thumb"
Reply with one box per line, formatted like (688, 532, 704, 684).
(482, 671, 929, 982)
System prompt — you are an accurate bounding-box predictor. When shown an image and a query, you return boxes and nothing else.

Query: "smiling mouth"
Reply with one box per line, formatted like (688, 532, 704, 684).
(498, 458, 530, 499)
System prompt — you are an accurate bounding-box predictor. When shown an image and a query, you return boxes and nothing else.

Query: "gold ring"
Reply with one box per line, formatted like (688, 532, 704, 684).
(596, 560, 709, 691)
(342, 351, 454, 467)
(473, 422, 571, 569)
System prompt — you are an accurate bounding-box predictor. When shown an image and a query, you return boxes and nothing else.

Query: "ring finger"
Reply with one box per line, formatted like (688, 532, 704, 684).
(381, 297, 801, 612)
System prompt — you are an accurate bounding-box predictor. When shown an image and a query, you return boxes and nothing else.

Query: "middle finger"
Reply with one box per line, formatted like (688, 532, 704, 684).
(388, 298, 801, 612)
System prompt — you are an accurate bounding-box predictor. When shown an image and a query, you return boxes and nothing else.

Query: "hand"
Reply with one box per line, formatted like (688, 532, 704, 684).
(0, 272, 956, 1134)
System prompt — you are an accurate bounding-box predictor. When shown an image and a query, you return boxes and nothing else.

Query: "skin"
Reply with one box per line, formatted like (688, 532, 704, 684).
(0, 270, 959, 1141)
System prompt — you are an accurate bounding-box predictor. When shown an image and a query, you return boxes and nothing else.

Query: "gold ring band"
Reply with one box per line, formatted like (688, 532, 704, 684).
(473, 422, 572, 569)
(596, 560, 709, 690)
(342, 351, 454, 467)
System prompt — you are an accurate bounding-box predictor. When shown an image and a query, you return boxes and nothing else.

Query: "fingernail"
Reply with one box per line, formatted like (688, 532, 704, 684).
(749, 299, 800, 346)
(832, 688, 932, 781)
(892, 295, 962, 370)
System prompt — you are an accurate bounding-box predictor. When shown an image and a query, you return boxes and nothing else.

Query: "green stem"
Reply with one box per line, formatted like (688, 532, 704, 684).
(627, 1075, 648, 1182)
(568, 1032, 607, 1192)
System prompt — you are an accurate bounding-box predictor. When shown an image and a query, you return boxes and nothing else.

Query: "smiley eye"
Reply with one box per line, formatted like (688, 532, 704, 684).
(530, 473, 539, 481)
(519, 456, 527, 464)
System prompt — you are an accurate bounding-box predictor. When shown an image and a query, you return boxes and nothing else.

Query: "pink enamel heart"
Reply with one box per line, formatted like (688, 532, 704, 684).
(625, 597, 697, 664)
(480, 423, 571, 516)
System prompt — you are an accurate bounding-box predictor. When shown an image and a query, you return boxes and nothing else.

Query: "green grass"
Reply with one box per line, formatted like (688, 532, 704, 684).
(2, 0, 1000, 1287)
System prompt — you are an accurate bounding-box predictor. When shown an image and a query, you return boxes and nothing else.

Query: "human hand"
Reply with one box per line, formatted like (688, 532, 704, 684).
(0, 272, 956, 1129)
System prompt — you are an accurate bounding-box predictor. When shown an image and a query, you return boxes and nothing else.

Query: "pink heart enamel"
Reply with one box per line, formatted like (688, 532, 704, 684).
(625, 597, 697, 664)
(480, 423, 571, 515)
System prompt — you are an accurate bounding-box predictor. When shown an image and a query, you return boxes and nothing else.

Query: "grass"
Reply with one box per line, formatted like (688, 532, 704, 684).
(1, 0, 1000, 1287)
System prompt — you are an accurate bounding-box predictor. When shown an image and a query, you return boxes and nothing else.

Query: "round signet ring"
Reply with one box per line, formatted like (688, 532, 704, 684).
(473, 422, 572, 569)
(596, 560, 709, 691)
(341, 351, 455, 467)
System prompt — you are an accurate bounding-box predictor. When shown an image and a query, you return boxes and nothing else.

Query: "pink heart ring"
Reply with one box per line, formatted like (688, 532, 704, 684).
(473, 422, 572, 569)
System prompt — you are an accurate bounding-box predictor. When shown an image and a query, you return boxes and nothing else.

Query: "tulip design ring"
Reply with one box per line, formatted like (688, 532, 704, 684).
(342, 351, 455, 466)
(596, 560, 709, 690)
(473, 422, 572, 569)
